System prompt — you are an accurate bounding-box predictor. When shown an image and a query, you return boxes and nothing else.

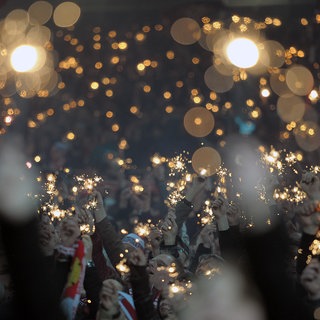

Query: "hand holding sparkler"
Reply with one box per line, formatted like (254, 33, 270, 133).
(90, 190, 107, 223)
(260, 173, 279, 203)
(212, 196, 229, 231)
(75, 205, 95, 235)
(185, 175, 207, 203)
(300, 171, 320, 201)
(295, 200, 320, 235)
(148, 227, 163, 257)
(226, 202, 241, 226)
(199, 223, 217, 250)
(161, 212, 178, 246)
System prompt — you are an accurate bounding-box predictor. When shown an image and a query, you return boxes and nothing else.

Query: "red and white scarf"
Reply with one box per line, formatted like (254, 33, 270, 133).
(59, 240, 86, 320)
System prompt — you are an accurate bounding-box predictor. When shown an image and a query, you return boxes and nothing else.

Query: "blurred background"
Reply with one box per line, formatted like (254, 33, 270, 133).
(0, 0, 319, 172)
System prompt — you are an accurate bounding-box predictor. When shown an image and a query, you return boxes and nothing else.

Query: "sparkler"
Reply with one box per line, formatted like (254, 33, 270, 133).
(134, 222, 151, 237)
(198, 199, 215, 226)
(45, 173, 58, 196)
(74, 174, 103, 210)
(74, 174, 103, 193)
(165, 152, 194, 207)
(310, 239, 320, 256)
(261, 147, 283, 174)
(83, 196, 99, 210)
(261, 147, 303, 176)
(273, 184, 307, 203)
(41, 203, 72, 221)
(167, 152, 191, 177)
(259, 147, 306, 205)
(310, 166, 320, 174)
(116, 258, 130, 274)
(80, 223, 95, 235)
(214, 165, 231, 198)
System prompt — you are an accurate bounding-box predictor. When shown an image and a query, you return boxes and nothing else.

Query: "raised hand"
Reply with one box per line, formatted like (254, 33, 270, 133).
(148, 227, 163, 256)
(98, 279, 123, 318)
(161, 212, 178, 245)
(300, 171, 320, 201)
(76, 206, 95, 235)
(211, 196, 229, 231)
(199, 223, 217, 250)
(90, 190, 107, 223)
(295, 200, 320, 235)
(185, 176, 207, 203)
(226, 202, 241, 226)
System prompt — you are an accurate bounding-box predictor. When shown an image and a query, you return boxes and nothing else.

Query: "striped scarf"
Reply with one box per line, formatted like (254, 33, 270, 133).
(59, 240, 86, 320)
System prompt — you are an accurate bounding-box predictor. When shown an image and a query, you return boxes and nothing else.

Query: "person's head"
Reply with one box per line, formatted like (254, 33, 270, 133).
(147, 254, 183, 290)
(195, 254, 225, 278)
(58, 216, 81, 247)
(122, 233, 145, 254)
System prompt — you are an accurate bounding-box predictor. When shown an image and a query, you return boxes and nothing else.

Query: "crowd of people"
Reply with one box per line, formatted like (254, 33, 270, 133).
(0, 2, 319, 319)
(1, 143, 320, 320)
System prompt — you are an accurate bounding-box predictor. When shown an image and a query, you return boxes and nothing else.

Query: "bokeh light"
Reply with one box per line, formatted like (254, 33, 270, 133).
(184, 107, 215, 137)
(53, 2, 81, 28)
(270, 69, 292, 97)
(4, 9, 29, 36)
(204, 65, 234, 93)
(191, 147, 221, 177)
(259, 40, 285, 68)
(229, 16, 260, 41)
(170, 17, 201, 45)
(10, 45, 38, 72)
(26, 25, 51, 46)
(28, 1, 53, 25)
(286, 64, 314, 96)
(294, 121, 320, 152)
(226, 37, 259, 68)
(277, 95, 306, 123)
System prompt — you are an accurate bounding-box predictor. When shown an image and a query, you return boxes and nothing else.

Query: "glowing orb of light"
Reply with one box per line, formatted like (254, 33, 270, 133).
(10, 45, 38, 72)
(226, 37, 259, 68)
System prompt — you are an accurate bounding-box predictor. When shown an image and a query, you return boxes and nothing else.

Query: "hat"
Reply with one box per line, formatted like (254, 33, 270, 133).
(122, 233, 145, 251)
(118, 291, 137, 320)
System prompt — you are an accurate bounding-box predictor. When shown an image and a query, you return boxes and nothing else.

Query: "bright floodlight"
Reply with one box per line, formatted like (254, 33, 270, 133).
(226, 38, 259, 68)
(10, 45, 38, 72)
